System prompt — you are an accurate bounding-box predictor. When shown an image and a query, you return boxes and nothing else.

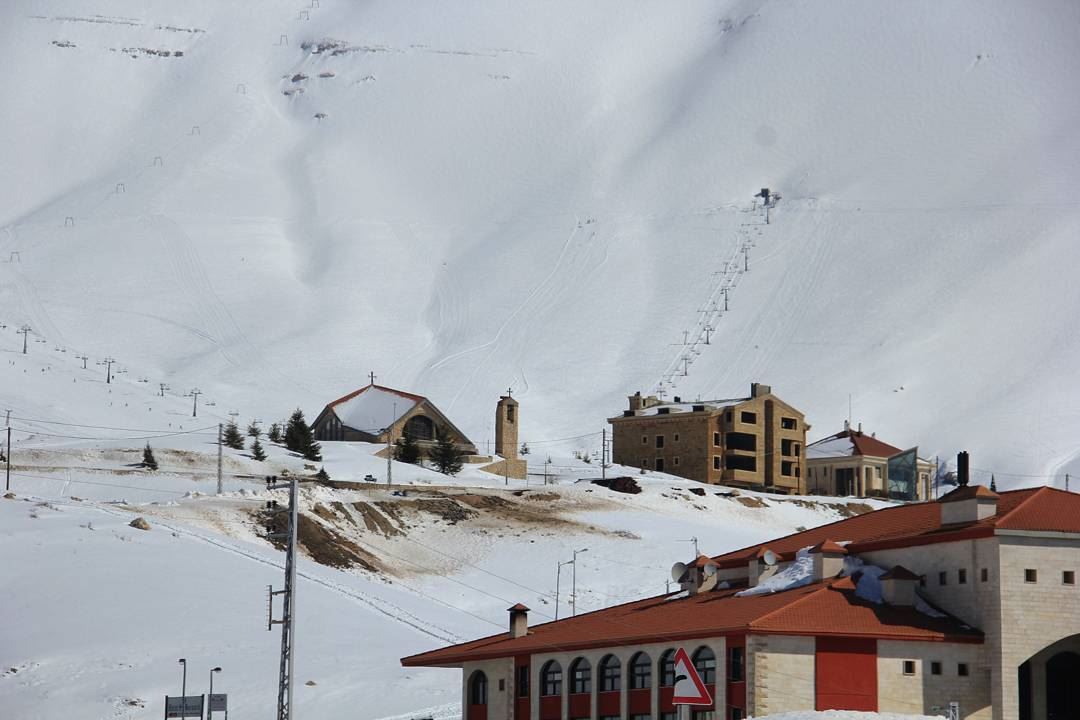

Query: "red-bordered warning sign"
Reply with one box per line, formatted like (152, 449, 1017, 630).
(672, 647, 712, 706)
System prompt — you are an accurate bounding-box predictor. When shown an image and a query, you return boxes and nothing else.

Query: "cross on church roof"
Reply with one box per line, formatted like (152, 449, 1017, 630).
(506, 387, 512, 397)
(369, 371, 377, 385)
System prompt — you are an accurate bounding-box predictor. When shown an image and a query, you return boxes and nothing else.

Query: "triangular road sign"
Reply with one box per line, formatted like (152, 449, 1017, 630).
(672, 647, 712, 706)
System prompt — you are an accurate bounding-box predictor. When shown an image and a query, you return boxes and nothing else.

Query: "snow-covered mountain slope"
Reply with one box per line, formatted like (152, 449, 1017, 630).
(2, 0, 1079, 486)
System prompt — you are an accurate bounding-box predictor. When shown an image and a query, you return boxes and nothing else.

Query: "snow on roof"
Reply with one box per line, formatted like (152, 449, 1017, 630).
(806, 429, 904, 459)
(632, 397, 750, 417)
(329, 385, 424, 433)
(805, 434, 857, 459)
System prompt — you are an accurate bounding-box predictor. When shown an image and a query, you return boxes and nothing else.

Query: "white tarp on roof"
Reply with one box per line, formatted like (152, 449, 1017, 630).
(634, 397, 750, 417)
(806, 435, 856, 459)
(333, 387, 420, 434)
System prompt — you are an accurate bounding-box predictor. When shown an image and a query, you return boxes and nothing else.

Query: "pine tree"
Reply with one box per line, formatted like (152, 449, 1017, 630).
(394, 425, 421, 465)
(142, 442, 158, 471)
(431, 427, 464, 476)
(247, 421, 262, 439)
(315, 466, 330, 482)
(223, 420, 245, 450)
(285, 409, 321, 461)
(990, 474, 997, 492)
(251, 437, 267, 461)
(267, 422, 283, 444)
(520, 442, 530, 456)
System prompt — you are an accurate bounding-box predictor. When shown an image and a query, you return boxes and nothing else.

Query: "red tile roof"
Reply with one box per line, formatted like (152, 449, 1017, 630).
(326, 383, 427, 410)
(402, 577, 980, 668)
(809, 539, 848, 555)
(939, 485, 1000, 502)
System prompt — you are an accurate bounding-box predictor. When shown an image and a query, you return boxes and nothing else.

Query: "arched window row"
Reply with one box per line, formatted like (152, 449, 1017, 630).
(540, 645, 718, 696)
(598, 654, 621, 692)
(541, 660, 562, 696)
(569, 657, 591, 694)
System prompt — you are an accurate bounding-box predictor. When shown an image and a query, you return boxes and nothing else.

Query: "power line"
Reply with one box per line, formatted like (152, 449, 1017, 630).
(9, 415, 217, 433)
(10, 425, 218, 442)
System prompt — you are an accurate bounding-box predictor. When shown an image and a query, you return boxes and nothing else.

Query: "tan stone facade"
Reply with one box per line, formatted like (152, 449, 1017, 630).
(608, 383, 807, 493)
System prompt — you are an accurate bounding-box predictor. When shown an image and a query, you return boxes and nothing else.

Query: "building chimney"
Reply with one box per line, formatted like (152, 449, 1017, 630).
(750, 382, 772, 398)
(508, 603, 529, 638)
(748, 546, 781, 587)
(957, 451, 970, 487)
(844, 419, 850, 432)
(857, 422, 862, 434)
(628, 392, 644, 412)
(939, 484, 999, 524)
(809, 539, 848, 581)
(880, 566, 920, 606)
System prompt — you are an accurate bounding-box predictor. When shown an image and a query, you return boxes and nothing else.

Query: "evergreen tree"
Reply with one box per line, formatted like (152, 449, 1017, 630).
(520, 442, 530, 456)
(223, 420, 245, 450)
(267, 422, 283, 444)
(394, 425, 421, 465)
(247, 421, 262, 439)
(142, 442, 158, 471)
(431, 427, 464, 476)
(990, 474, 997, 492)
(285, 409, 321, 461)
(315, 466, 330, 482)
(251, 437, 267, 461)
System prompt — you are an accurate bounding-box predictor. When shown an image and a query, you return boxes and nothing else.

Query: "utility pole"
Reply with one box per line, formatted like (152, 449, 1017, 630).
(544, 458, 550, 485)
(266, 475, 299, 720)
(102, 357, 116, 384)
(601, 428, 607, 481)
(189, 388, 202, 418)
(217, 424, 224, 495)
(5, 426, 10, 492)
(555, 558, 573, 621)
(386, 402, 396, 486)
(17, 325, 31, 354)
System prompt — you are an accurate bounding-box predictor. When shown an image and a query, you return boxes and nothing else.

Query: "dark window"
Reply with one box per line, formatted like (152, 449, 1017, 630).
(541, 660, 562, 696)
(726, 432, 756, 452)
(958, 663, 969, 677)
(641, 458, 650, 469)
(693, 646, 716, 685)
(656, 435, 665, 449)
(726, 454, 756, 472)
(599, 654, 621, 692)
(655, 458, 665, 472)
(725, 411, 733, 422)
(1065, 571, 1076, 585)
(981, 568, 989, 582)
(713, 456, 721, 471)
(729, 646, 744, 681)
(1025, 569, 1038, 583)
(499, 679, 505, 691)
(507, 405, 515, 422)
(673, 456, 680, 466)
(781, 461, 795, 477)
(569, 657, 591, 694)
(659, 650, 676, 686)
(931, 661, 942, 676)
(713, 432, 721, 447)
(903, 661, 916, 676)
(642, 435, 648, 445)
(674, 433, 680, 442)
(661, 714, 677, 720)
(630, 652, 651, 690)
(741, 411, 757, 424)
(781, 439, 795, 456)
(517, 666, 529, 697)
(958, 569, 967, 584)
(781, 417, 797, 430)
(939, 571, 948, 586)
(404, 414, 435, 441)
(730, 710, 743, 720)
(469, 671, 488, 705)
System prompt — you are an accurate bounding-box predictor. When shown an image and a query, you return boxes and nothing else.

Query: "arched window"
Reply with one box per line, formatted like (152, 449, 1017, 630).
(405, 414, 435, 441)
(569, 657, 591, 694)
(541, 660, 562, 696)
(469, 671, 488, 705)
(629, 652, 652, 690)
(599, 654, 621, 692)
(692, 646, 716, 685)
(659, 649, 676, 687)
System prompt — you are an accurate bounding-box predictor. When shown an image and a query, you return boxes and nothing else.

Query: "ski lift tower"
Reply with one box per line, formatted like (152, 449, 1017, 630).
(754, 188, 780, 224)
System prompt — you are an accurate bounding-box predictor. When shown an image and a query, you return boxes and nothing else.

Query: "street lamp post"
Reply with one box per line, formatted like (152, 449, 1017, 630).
(555, 559, 574, 621)
(178, 658, 187, 699)
(208, 667, 221, 719)
(572, 547, 588, 616)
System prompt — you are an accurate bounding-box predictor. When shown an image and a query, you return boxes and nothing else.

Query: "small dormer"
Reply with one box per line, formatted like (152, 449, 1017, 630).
(939, 484, 999, 525)
(809, 539, 847, 581)
(880, 565, 920, 606)
(748, 546, 781, 587)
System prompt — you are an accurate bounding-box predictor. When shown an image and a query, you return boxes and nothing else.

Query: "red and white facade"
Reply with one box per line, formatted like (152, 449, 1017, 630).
(403, 485, 1080, 720)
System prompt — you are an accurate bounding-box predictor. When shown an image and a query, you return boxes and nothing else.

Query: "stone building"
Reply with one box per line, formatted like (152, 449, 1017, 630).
(806, 422, 937, 501)
(402, 480, 1080, 720)
(311, 382, 477, 457)
(607, 383, 808, 493)
(489, 393, 527, 480)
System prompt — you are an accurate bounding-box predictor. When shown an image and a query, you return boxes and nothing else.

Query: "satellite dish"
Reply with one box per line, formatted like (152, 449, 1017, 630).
(703, 562, 719, 578)
(762, 549, 778, 567)
(670, 562, 688, 582)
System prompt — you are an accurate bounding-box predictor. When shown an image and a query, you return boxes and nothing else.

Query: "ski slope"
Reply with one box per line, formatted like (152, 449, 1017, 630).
(0, 0, 1078, 486)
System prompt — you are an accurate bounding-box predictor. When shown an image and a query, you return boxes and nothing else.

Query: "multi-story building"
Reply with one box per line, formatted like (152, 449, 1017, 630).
(403, 480, 1080, 720)
(806, 422, 937, 501)
(607, 383, 807, 493)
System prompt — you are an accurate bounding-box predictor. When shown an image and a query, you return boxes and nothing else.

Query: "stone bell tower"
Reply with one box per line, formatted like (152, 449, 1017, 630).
(495, 392, 519, 459)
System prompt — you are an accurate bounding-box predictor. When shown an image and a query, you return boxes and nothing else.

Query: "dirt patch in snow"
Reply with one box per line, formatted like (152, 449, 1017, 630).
(736, 496, 769, 508)
(349, 501, 403, 536)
